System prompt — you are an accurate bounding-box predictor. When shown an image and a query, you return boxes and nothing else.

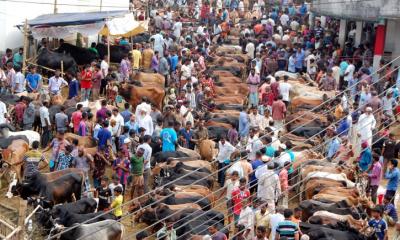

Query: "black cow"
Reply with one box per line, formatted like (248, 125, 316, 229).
(55, 211, 116, 227)
(215, 104, 243, 111)
(152, 151, 189, 166)
(0, 94, 24, 106)
(157, 171, 213, 189)
(37, 49, 77, 74)
(208, 66, 241, 76)
(207, 126, 228, 142)
(131, 33, 150, 44)
(13, 172, 83, 206)
(0, 135, 29, 149)
(53, 220, 124, 240)
(56, 43, 98, 65)
(95, 43, 130, 63)
(299, 200, 366, 221)
(151, 192, 211, 211)
(300, 222, 375, 240)
(208, 116, 239, 127)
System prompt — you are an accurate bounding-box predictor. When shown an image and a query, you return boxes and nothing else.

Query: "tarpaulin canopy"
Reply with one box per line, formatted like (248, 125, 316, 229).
(27, 11, 148, 39)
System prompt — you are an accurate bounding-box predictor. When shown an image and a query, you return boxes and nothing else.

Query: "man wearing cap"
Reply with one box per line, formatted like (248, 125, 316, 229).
(357, 107, 376, 147)
(255, 162, 281, 213)
(137, 108, 153, 137)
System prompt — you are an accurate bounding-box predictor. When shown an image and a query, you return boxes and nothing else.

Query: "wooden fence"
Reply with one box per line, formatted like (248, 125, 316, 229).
(0, 200, 27, 240)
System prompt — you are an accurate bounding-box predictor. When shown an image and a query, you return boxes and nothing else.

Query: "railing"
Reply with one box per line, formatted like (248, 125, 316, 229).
(0, 219, 20, 240)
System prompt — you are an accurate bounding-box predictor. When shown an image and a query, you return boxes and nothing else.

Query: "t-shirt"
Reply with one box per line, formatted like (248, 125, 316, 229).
(130, 155, 144, 176)
(100, 60, 109, 77)
(97, 128, 112, 148)
(279, 82, 291, 102)
(111, 195, 123, 217)
(211, 231, 227, 240)
(384, 203, 398, 222)
(39, 106, 50, 127)
(23, 150, 45, 178)
(231, 187, 250, 215)
(368, 218, 387, 240)
(26, 73, 41, 91)
(131, 49, 142, 69)
(272, 100, 286, 121)
(160, 128, 177, 152)
(55, 112, 68, 131)
(71, 111, 82, 133)
(276, 220, 298, 240)
(0, 101, 7, 124)
(224, 179, 239, 200)
(96, 186, 111, 210)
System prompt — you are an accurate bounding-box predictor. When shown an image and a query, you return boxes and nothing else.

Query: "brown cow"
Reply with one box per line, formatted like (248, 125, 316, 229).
(2, 139, 29, 181)
(119, 84, 165, 110)
(217, 76, 243, 83)
(303, 178, 345, 200)
(214, 85, 249, 96)
(318, 187, 360, 199)
(301, 165, 340, 180)
(312, 193, 360, 206)
(132, 72, 165, 87)
(64, 133, 97, 148)
(197, 139, 215, 162)
(41, 168, 85, 182)
(205, 120, 232, 129)
(172, 185, 215, 206)
(214, 96, 246, 105)
(211, 70, 235, 78)
(311, 211, 367, 231)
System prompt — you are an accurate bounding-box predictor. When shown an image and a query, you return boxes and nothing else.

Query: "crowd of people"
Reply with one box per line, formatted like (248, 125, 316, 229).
(1, 0, 400, 239)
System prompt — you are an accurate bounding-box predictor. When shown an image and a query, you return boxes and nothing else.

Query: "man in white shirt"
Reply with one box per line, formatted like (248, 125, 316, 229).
(137, 135, 152, 193)
(137, 108, 154, 136)
(245, 41, 255, 59)
(255, 162, 281, 213)
(246, 129, 264, 160)
(269, 207, 285, 240)
(344, 59, 355, 87)
(357, 107, 376, 147)
(111, 109, 125, 137)
(172, 17, 183, 40)
(100, 55, 109, 78)
(238, 199, 255, 239)
(12, 66, 26, 94)
(331, 63, 341, 90)
(48, 70, 68, 95)
(279, 75, 292, 106)
(216, 137, 236, 187)
(0, 100, 8, 124)
(179, 101, 194, 126)
(249, 107, 263, 130)
(39, 101, 51, 147)
(150, 30, 164, 57)
(280, 13, 289, 26)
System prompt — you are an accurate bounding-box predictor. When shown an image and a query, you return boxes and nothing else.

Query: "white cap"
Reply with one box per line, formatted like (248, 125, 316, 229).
(124, 138, 132, 144)
(279, 144, 287, 150)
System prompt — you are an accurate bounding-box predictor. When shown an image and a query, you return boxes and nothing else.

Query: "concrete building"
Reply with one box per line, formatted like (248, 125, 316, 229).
(311, 0, 400, 69)
(0, 0, 129, 51)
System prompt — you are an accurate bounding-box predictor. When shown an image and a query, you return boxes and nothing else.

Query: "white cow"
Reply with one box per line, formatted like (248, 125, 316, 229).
(304, 171, 355, 188)
(2, 128, 40, 147)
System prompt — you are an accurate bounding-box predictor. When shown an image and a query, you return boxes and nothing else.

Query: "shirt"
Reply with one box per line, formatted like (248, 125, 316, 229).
(272, 100, 286, 121)
(112, 158, 131, 185)
(48, 76, 68, 93)
(39, 106, 50, 127)
(224, 179, 239, 200)
(344, 64, 355, 82)
(68, 79, 79, 99)
(279, 82, 291, 101)
(327, 137, 340, 159)
(12, 72, 25, 93)
(0, 101, 7, 124)
(217, 141, 236, 163)
(56, 152, 73, 171)
(368, 161, 382, 186)
(23, 150, 45, 178)
(255, 210, 270, 228)
(96, 187, 111, 210)
(385, 203, 398, 222)
(270, 213, 285, 240)
(279, 168, 289, 191)
(97, 128, 112, 148)
(276, 220, 298, 240)
(231, 187, 250, 215)
(137, 143, 152, 170)
(385, 168, 400, 191)
(131, 49, 142, 69)
(130, 155, 144, 176)
(26, 73, 41, 91)
(55, 112, 68, 131)
(71, 111, 82, 133)
(368, 218, 387, 240)
(160, 128, 177, 152)
(100, 60, 109, 76)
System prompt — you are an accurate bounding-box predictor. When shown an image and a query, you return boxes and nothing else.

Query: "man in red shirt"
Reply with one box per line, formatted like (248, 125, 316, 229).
(15, 96, 27, 129)
(80, 64, 92, 101)
(231, 177, 250, 225)
(71, 104, 83, 134)
(271, 94, 286, 131)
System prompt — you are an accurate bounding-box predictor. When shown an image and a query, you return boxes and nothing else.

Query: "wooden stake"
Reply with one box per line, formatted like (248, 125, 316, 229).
(17, 199, 27, 240)
(22, 19, 28, 74)
(107, 31, 111, 63)
(61, 60, 64, 76)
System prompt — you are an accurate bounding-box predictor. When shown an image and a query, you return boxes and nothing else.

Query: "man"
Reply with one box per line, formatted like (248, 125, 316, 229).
(271, 95, 286, 131)
(344, 59, 355, 91)
(357, 107, 376, 147)
(216, 136, 236, 187)
(121, 102, 133, 123)
(150, 29, 164, 57)
(255, 202, 271, 231)
(279, 75, 291, 107)
(26, 66, 41, 93)
(40, 101, 51, 148)
(365, 154, 382, 204)
(48, 70, 68, 95)
(172, 17, 183, 40)
(131, 44, 142, 70)
(160, 121, 177, 152)
(255, 162, 281, 212)
(231, 178, 250, 224)
(71, 104, 83, 134)
(111, 108, 125, 138)
(208, 225, 227, 240)
(385, 159, 400, 202)
(142, 44, 154, 70)
(320, 69, 336, 91)
(137, 108, 153, 136)
(246, 128, 263, 161)
(137, 135, 152, 193)
(326, 127, 341, 161)
(279, 161, 290, 208)
(239, 106, 250, 144)
(194, 119, 209, 142)
(97, 120, 112, 150)
(19, 141, 48, 179)
(255, 226, 268, 240)
(96, 100, 108, 121)
(11, 66, 25, 94)
(13, 48, 23, 68)
(269, 207, 285, 240)
(276, 209, 300, 240)
(130, 148, 145, 200)
(78, 112, 88, 136)
(72, 147, 94, 194)
(23, 100, 35, 130)
(55, 105, 69, 133)
(100, 55, 109, 96)
(158, 55, 170, 87)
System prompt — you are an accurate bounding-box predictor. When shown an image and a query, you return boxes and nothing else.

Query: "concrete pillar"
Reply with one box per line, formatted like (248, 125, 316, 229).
(309, 11, 315, 29)
(320, 16, 326, 28)
(372, 22, 386, 82)
(338, 19, 347, 48)
(391, 19, 400, 67)
(355, 21, 363, 48)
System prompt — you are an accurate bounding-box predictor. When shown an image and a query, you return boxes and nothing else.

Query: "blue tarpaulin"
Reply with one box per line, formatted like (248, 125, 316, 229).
(27, 11, 128, 27)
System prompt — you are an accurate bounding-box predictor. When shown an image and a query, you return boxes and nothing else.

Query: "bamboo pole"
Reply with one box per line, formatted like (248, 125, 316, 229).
(22, 19, 28, 74)
(61, 60, 64, 76)
(107, 30, 111, 63)
(16, 200, 27, 240)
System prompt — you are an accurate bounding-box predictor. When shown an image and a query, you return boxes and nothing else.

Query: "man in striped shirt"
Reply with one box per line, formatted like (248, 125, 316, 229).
(276, 209, 299, 240)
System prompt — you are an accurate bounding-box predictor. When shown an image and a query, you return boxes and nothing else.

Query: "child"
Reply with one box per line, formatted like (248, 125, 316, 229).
(218, 171, 240, 225)
(112, 151, 131, 193)
(368, 206, 388, 240)
(106, 81, 118, 106)
(109, 174, 124, 201)
(308, 58, 317, 80)
(383, 196, 398, 226)
(95, 176, 111, 211)
(110, 186, 123, 220)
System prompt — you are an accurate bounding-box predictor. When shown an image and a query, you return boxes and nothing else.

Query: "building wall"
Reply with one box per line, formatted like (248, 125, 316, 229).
(0, 0, 129, 51)
(311, 0, 400, 21)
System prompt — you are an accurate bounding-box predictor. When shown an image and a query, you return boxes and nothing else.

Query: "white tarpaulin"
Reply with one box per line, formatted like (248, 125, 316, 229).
(31, 22, 104, 39)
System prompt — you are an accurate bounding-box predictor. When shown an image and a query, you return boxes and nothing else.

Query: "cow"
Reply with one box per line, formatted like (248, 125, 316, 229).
(303, 178, 346, 200)
(197, 139, 216, 162)
(96, 43, 130, 63)
(300, 222, 373, 240)
(153, 189, 212, 210)
(0, 123, 40, 147)
(299, 200, 366, 221)
(0, 135, 28, 149)
(54, 219, 125, 240)
(1, 139, 29, 181)
(207, 126, 229, 142)
(119, 84, 165, 110)
(131, 72, 165, 87)
(56, 43, 98, 65)
(152, 160, 212, 176)
(312, 193, 361, 206)
(13, 172, 83, 206)
(54, 211, 116, 227)
(37, 48, 77, 74)
(312, 211, 367, 231)
(151, 151, 190, 166)
(64, 133, 97, 148)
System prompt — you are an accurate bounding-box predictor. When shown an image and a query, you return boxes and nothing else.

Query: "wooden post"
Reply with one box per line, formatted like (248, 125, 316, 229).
(17, 200, 27, 240)
(107, 31, 111, 63)
(22, 19, 28, 74)
(61, 60, 64, 76)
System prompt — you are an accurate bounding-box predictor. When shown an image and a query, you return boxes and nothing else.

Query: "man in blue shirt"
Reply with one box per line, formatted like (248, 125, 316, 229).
(326, 127, 340, 161)
(26, 66, 41, 93)
(97, 121, 112, 149)
(249, 151, 264, 193)
(358, 141, 372, 172)
(385, 159, 400, 202)
(120, 102, 132, 123)
(294, 47, 305, 73)
(160, 121, 177, 152)
(13, 48, 23, 68)
(336, 115, 350, 136)
(239, 107, 249, 144)
(368, 206, 388, 240)
(67, 72, 79, 99)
